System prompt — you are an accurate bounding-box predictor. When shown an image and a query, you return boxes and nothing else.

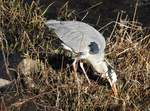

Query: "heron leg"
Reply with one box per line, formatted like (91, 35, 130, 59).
(79, 62, 91, 84)
(72, 58, 79, 83)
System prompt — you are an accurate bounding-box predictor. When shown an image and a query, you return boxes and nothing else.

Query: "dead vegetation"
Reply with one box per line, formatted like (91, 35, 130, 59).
(0, 0, 150, 111)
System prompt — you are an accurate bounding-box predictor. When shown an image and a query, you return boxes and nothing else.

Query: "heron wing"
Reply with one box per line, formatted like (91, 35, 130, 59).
(46, 20, 106, 54)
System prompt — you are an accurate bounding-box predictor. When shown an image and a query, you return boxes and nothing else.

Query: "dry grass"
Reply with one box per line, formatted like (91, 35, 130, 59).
(0, 0, 150, 111)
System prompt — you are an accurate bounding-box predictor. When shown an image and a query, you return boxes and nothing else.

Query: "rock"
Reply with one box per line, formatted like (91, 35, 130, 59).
(0, 78, 11, 88)
(17, 57, 46, 89)
(17, 58, 45, 77)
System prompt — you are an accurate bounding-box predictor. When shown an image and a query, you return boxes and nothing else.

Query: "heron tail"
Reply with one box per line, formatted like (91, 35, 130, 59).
(46, 20, 62, 29)
(46, 20, 61, 24)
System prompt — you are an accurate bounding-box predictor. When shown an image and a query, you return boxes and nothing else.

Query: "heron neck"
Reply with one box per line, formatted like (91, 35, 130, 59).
(88, 53, 105, 65)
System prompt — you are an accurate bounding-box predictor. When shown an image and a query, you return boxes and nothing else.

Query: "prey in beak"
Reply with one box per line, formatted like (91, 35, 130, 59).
(104, 60, 118, 96)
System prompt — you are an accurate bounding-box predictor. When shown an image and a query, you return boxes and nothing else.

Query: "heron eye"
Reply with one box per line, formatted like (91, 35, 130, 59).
(88, 42, 99, 54)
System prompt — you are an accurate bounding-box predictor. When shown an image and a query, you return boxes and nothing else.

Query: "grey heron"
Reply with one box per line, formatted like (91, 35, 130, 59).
(46, 20, 118, 96)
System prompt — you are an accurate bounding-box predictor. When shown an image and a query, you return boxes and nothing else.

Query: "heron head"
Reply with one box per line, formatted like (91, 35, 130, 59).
(94, 60, 118, 95)
(94, 60, 117, 81)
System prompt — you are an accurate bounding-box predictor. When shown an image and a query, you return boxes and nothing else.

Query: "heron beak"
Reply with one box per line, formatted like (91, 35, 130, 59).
(111, 82, 118, 96)
(104, 61, 118, 96)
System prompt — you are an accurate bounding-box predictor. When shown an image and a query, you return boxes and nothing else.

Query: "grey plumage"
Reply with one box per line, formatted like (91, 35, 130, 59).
(46, 20, 105, 55)
(46, 20, 118, 96)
